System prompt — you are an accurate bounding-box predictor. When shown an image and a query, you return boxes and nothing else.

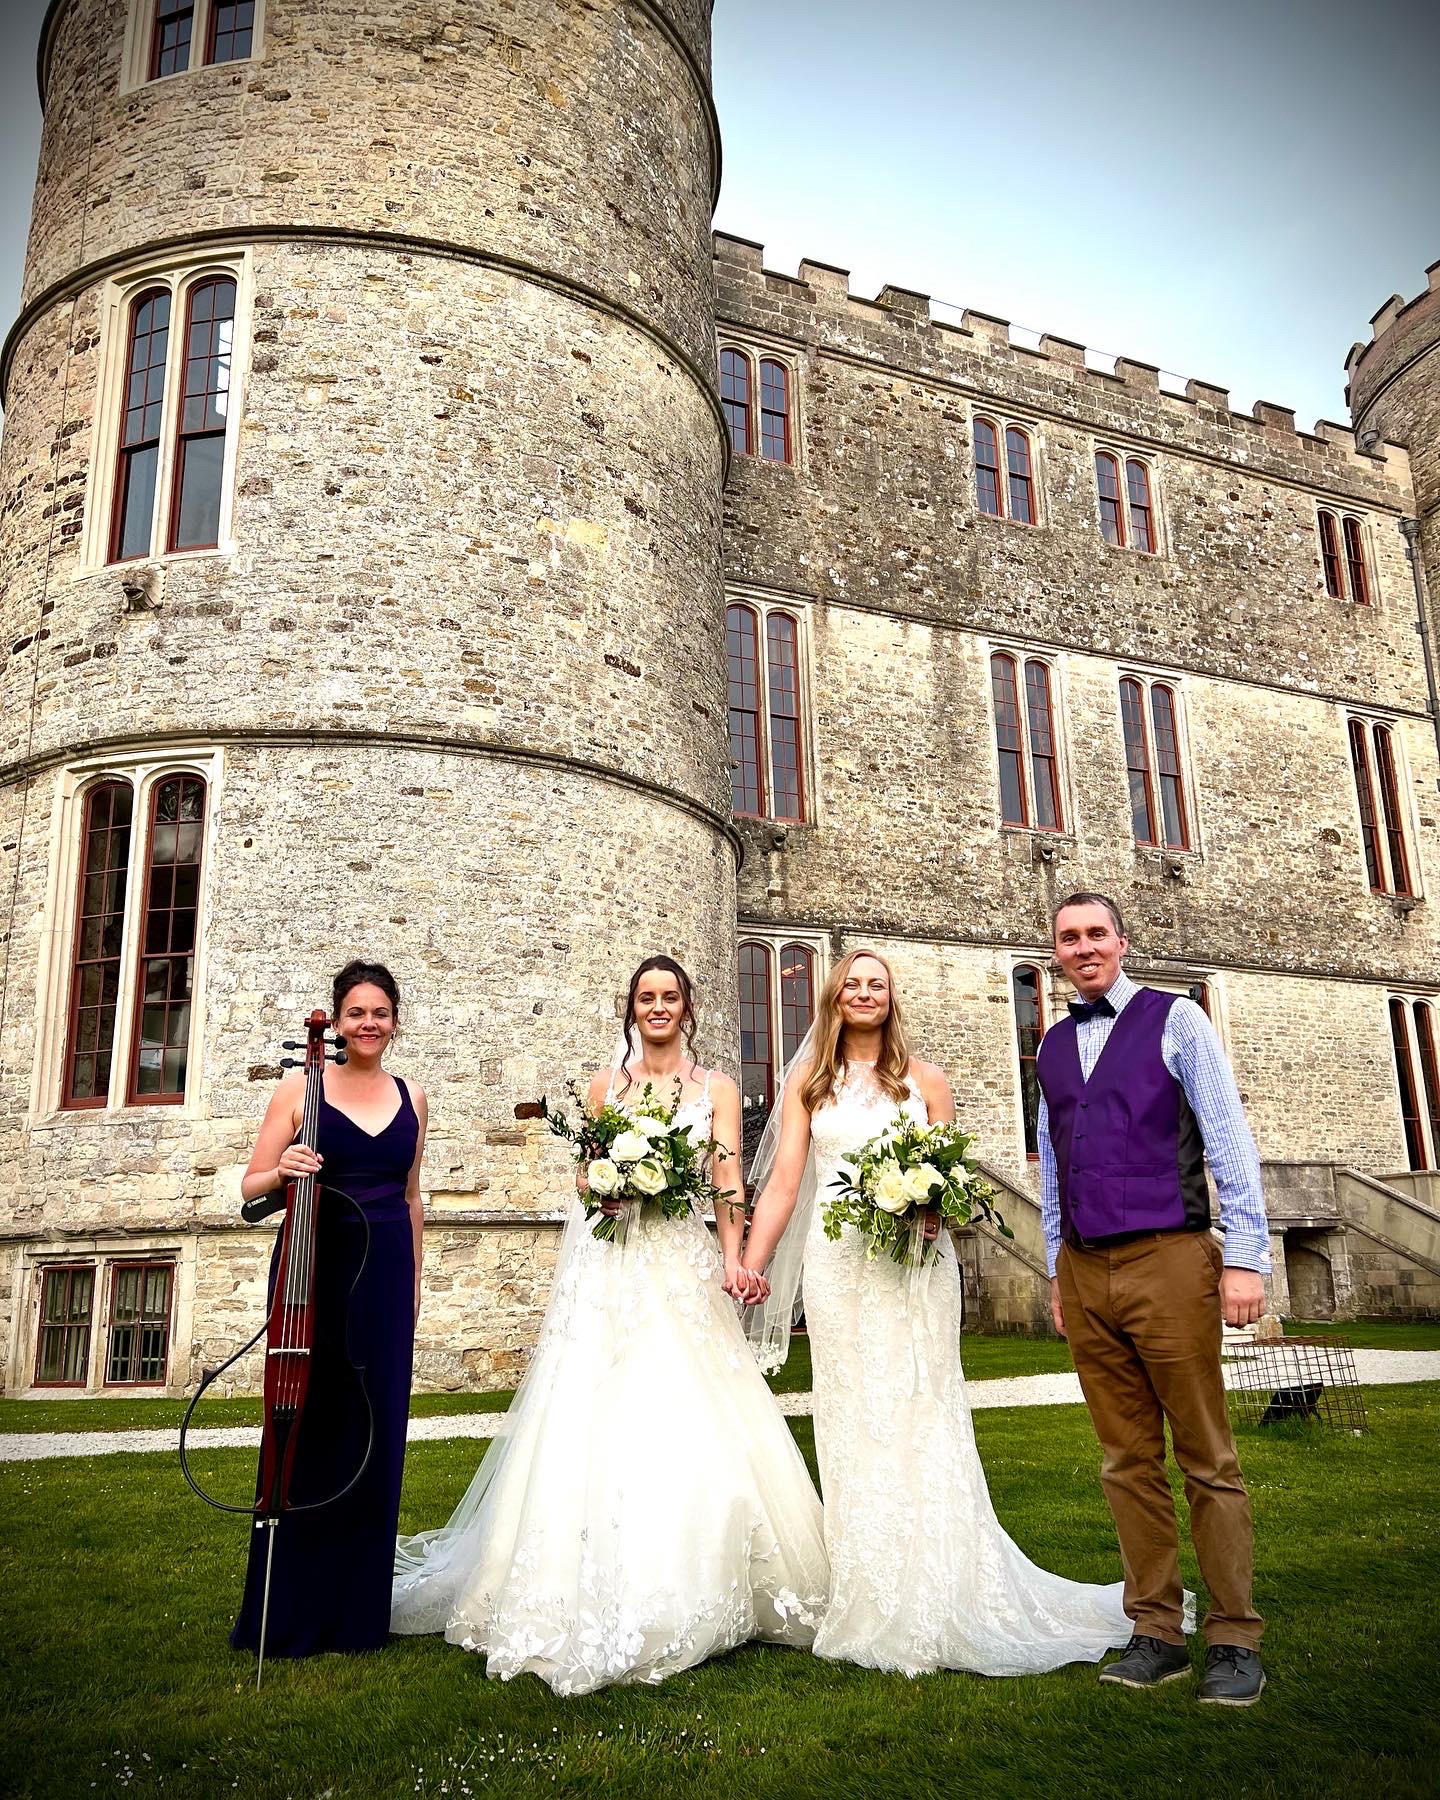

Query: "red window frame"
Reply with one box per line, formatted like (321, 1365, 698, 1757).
(973, 418, 1002, 518)
(206, 0, 256, 65)
(738, 941, 774, 1114)
(720, 348, 752, 457)
(991, 652, 1028, 826)
(149, 0, 195, 79)
(765, 611, 805, 821)
(1343, 516, 1371, 606)
(1187, 982, 1213, 1018)
(167, 276, 236, 554)
(1023, 659, 1062, 832)
(727, 604, 764, 817)
(1373, 725, 1413, 897)
(1011, 963, 1046, 1158)
(778, 943, 815, 1068)
(1318, 510, 1344, 598)
(1390, 997, 1428, 1170)
(1096, 452, 1124, 546)
(127, 775, 207, 1105)
(758, 359, 792, 464)
(1119, 677, 1158, 845)
(1126, 458, 1156, 553)
(62, 780, 135, 1109)
(1414, 1003, 1440, 1165)
(1005, 427, 1035, 525)
(110, 287, 172, 564)
(1348, 719, 1384, 891)
(104, 1261, 176, 1387)
(34, 1264, 96, 1388)
(1149, 683, 1189, 850)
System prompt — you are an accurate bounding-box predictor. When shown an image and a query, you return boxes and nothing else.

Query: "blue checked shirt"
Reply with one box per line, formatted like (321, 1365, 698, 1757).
(1037, 970, 1271, 1279)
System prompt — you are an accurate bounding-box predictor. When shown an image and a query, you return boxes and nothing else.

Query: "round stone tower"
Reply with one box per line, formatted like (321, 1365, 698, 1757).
(1346, 260, 1440, 697)
(0, 0, 732, 1393)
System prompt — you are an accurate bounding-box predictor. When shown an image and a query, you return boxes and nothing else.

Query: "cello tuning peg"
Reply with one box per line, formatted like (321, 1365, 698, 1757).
(281, 1040, 301, 1051)
(279, 1057, 300, 1069)
(330, 1033, 348, 1049)
(330, 1051, 349, 1066)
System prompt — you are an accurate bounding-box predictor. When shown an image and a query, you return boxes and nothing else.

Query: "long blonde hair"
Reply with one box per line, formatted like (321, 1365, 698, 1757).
(800, 948, 911, 1114)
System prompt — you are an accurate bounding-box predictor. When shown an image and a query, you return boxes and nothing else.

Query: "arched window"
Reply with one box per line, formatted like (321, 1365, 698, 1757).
(759, 359, 792, 463)
(128, 775, 207, 1102)
(1390, 998, 1428, 1170)
(1348, 718, 1414, 896)
(1125, 458, 1156, 553)
(738, 941, 774, 1117)
(111, 289, 172, 563)
(63, 782, 135, 1107)
(104, 269, 240, 566)
(1011, 963, 1046, 1157)
(1318, 510, 1343, 598)
(990, 652, 1027, 826)
(720, 348, 752, 456)
(727, 602, 808, 822)
(765, 611, 804, 819)
(1095, 452, 1124, 546)
(1005, 428, 1035, 525)
(726, 604, 764, 816)
(1097, 450, 1159, 551)
(974, 418, 1002, 517)
(974, 417, 1036, 523)
(1343, 517, 1371, 605)
(778, 943, 815, 1066)
(60, 767, 210, 1110)
(1318, 509, 1374, 604)
(991, 652, 1064, 832)
(738, 938, 820, 1160)
(168, 276, 236, 553)
(1120, 676, 1189, 849)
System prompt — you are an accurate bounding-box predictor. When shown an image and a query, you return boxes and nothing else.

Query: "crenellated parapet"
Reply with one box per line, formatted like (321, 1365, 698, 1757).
(713, 231, 1410, 499)
(1345, 261, 1440, 441)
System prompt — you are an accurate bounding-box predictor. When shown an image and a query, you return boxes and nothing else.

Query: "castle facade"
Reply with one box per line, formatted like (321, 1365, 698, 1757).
(1, 0, 1437, 1398)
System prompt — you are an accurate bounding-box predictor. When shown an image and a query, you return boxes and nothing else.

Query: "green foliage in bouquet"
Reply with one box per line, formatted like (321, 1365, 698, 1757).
(541, 1077, 736, 1241)
(823, 1115, 1014, 1266)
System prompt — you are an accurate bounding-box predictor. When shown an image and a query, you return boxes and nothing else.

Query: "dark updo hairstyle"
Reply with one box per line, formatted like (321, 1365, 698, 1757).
(332, 958, 402, 1026)
(617, 955, 699, 1093)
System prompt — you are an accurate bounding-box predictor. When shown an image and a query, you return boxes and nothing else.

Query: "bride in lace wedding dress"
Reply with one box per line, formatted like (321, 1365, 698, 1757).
(390, 957, 827, 1695)
(743, 949, 1137, 1678)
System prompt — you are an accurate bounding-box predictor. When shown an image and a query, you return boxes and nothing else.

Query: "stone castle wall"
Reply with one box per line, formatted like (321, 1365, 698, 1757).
(0, 0, 734, 1394)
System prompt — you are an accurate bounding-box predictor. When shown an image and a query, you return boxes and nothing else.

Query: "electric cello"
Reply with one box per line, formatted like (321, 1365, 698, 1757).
(179, 1009, 374, 1688)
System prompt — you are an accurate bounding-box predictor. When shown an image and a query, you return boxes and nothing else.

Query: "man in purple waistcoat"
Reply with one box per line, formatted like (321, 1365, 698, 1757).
(1037, 892, 1269, 1706)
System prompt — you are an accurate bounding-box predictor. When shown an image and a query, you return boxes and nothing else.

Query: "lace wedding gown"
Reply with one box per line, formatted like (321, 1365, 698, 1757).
(803, 1065, 1136, 1676)
(391, 1083, 829, 1695)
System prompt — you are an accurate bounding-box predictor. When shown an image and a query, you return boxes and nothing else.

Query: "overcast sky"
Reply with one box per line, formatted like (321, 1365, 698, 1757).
(2, 0, 1437, 424)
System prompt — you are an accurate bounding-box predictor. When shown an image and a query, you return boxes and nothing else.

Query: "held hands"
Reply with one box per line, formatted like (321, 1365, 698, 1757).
(722, 1259, 770, 1306)
(920, 1207, 940, 1243)
(1220, 1267, 1266, 1329)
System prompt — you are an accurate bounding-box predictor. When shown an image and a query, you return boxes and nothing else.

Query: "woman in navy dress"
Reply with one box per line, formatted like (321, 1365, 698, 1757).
(231, 959, 428, 1657)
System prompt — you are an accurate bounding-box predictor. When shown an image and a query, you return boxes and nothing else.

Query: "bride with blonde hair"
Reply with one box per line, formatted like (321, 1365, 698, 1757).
(743, 947, 1141, 1676)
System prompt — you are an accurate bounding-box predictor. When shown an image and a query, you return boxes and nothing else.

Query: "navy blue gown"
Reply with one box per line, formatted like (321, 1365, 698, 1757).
(231, 1078, 419, 1657)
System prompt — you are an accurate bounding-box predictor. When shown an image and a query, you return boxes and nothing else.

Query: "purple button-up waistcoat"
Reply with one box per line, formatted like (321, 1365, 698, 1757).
(1036, 986, 1211, 1240)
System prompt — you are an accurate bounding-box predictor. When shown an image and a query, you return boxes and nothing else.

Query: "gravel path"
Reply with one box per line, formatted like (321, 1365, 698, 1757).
(5, 1348, 1437, 1464)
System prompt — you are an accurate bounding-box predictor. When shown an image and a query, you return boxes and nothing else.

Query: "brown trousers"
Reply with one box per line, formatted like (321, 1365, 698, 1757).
(1058, 1230, 1264, 1650)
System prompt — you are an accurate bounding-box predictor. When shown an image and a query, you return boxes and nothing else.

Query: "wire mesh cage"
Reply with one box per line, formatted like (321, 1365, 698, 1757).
(1225, 1334, 1367, 1434)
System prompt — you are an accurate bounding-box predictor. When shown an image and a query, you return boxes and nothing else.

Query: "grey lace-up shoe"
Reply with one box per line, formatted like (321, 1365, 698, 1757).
(1197, 1644, 1266, 1705)
(1097, 1634, 1191, 1687)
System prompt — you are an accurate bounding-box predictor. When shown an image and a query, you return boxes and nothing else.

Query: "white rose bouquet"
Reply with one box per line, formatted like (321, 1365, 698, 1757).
(822, 1115, 1012, 1266)
(541, 1078, 734, 1241)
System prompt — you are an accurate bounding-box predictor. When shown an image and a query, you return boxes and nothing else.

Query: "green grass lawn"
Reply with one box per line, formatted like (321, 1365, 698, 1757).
(3, 1386, 1437, 1798)
(1284, 1319, 1440, 1352)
